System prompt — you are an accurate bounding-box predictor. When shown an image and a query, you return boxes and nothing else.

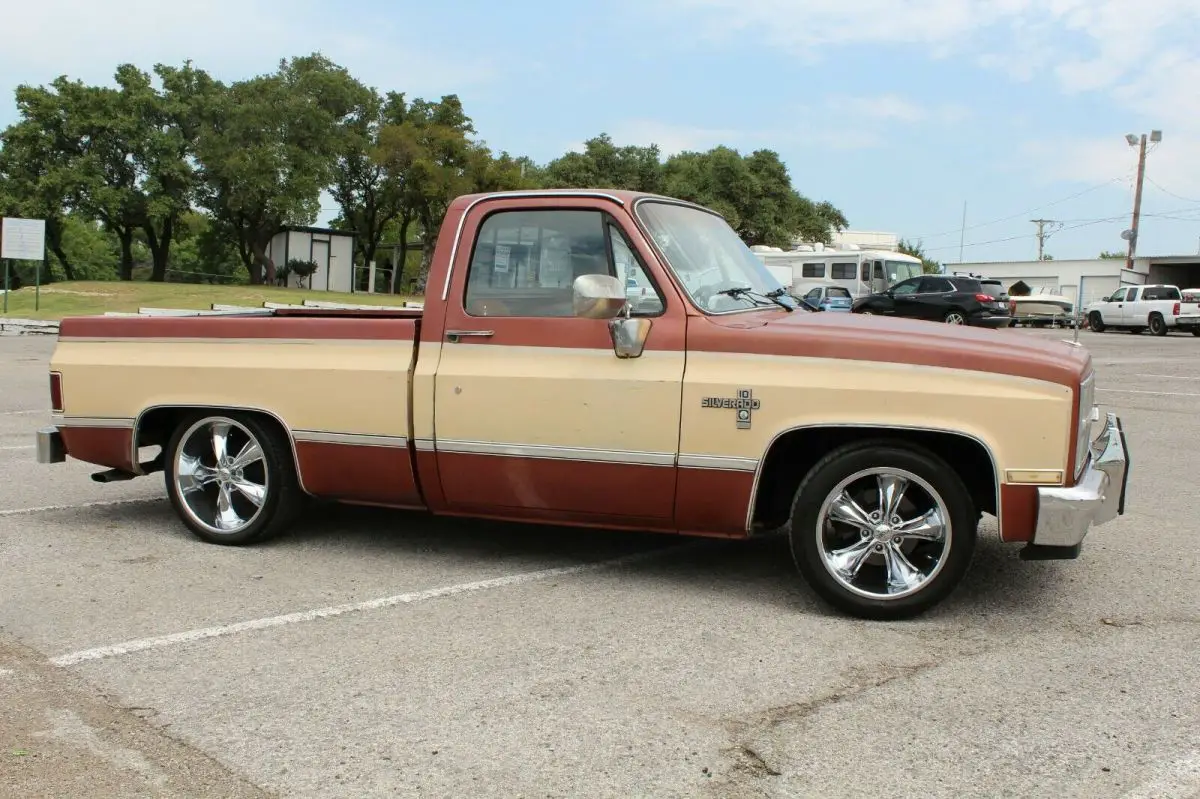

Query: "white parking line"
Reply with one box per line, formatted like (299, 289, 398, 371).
(1097, 388, 1200, 398)
(0, 445, 34, 451)
(0, 497, 161, 518)
(0, 409, 42, 416)
(49, 544, 697, 668)
(1134, 374, 1200, 380)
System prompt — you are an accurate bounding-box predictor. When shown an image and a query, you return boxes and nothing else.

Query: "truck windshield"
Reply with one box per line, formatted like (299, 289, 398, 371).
(635, 200, 799, 313)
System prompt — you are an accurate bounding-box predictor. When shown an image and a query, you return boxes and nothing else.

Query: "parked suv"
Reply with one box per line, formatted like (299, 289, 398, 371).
(852, 275, 1013, 327)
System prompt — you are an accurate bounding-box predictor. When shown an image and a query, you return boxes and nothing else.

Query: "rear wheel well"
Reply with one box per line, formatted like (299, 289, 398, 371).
(751, 426, 998, 532)
(136, 406, 294, 467)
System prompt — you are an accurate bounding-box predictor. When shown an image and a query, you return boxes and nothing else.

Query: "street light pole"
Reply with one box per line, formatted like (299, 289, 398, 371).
(1124, 130, 1161, 274)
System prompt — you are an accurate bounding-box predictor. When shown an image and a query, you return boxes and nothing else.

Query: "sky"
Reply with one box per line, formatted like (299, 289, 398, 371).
(2, 0, 1199, 265)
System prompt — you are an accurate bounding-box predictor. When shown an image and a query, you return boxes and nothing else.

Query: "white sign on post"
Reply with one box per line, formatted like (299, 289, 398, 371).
(1, 217, 46, 261)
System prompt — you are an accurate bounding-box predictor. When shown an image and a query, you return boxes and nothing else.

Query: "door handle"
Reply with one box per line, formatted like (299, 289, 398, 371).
(445, 329, 494, 343)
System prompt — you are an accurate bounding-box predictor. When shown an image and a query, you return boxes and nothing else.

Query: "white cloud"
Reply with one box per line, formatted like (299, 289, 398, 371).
(0, 0, 500, 125)
(824, 94, 968, 124)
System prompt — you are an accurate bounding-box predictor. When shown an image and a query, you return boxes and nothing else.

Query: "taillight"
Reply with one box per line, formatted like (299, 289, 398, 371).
(975, 293, 994, 302)
(49, 371, 63, 413)
(1173, 302, 1180, 316)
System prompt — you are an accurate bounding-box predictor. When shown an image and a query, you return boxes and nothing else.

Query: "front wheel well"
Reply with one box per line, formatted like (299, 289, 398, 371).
(750, 426, 998, 532)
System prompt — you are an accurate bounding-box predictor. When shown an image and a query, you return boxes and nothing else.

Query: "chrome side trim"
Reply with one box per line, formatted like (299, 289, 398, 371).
(414, 438, 436, 452)
(53, 416, 135, 429)
(131, 404, 310, 493)
(745, 423, 1002, 536)
(677, 454, 759, 472)
(433, 439, 676, 467)
(1033, 413, 1129, 548)
(441, 191, 627, 301)
(292, 430, 409, 448)
(56, 337, 411, 346)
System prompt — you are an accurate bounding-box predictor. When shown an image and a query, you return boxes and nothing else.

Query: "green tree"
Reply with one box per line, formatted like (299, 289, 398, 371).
(1099, 250, 1124, 259)
(897, 238, 942, 274)
(195, 54, 372, 284)
(542, 134, 664, 192)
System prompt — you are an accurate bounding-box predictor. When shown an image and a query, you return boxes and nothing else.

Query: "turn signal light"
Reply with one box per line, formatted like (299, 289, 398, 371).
(49, 371, 64, 413)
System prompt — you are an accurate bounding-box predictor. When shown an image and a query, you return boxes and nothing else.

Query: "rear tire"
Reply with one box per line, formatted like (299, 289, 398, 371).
(787, 441, 977, 620)
(163, 411, 303, 545)
(1149, 313, 1168, 336)
(944, 310, 967, 325)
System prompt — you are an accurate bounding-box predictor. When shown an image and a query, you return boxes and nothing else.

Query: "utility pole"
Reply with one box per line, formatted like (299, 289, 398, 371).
(1030, 218, 1058, 261)
(1124, 130, 1162, 273)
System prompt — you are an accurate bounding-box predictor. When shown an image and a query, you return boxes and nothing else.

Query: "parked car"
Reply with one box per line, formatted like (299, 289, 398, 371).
(34, 188, 1127, 620)
(1175, 288, 1200, 336)
(1084, 284, 1185, 336)
(851, 275, 1013, 327)
(800, 284, 854, 312)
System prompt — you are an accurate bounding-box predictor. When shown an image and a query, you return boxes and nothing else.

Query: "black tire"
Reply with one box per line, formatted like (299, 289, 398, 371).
(1149, 313, 1167, 336)
(944, 309, 967, 325)
(1088, 312, 1105, 332)
(163, 411, 303, 545)
(787, 440, 977, 620)
(1192, 330, 1200, 337)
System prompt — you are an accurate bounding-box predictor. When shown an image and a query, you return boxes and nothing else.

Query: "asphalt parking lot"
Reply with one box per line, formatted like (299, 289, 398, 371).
(1, 327, 1198, 799)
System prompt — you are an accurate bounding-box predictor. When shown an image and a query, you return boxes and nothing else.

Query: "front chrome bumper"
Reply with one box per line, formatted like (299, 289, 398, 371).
(1032, 413, 1129, 549)
(36, 426, 66, 464)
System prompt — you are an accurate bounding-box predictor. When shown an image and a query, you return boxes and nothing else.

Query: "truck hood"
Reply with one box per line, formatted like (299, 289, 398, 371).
(690, 309, 1091, 389)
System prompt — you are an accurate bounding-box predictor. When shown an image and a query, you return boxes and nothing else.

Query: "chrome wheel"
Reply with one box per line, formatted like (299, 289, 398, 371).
(173, 416, 269, 537)
(815, 467, 951, 601)
(944, 311, 966, 324)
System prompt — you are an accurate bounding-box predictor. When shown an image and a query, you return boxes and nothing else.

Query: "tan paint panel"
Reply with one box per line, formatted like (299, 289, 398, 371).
(681, 351, 1073, 474)
(432, 344, 684, 454)
(51, 340, 413, 438)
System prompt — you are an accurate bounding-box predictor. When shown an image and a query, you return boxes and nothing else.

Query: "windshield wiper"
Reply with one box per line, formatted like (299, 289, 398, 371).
(717, 285, 794, 312)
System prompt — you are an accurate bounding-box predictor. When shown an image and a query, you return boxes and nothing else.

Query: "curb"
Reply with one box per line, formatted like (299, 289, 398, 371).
(0, 318, 60, 336)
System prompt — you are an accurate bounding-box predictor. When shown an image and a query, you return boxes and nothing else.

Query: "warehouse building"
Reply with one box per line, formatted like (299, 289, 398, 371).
(945, 254, 1200, 306)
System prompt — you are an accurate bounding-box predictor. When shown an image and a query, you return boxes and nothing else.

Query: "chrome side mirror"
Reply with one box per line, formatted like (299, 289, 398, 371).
(572, 274, 626, 320)
(608, 317, 652, 358)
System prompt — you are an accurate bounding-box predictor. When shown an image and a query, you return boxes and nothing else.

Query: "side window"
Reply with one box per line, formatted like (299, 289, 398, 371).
(805, 288, 822, 300)
(607, 222, 665, 316)
(831, 262, 856, 279)
(920, 277, 953, 293)
(892, 278, 920, 295)
(802, 263, 825, 278)
(873, 261, 885, 280)
(861, 263, 870, 281)
(1124, 287, 1138, 302)
(465, 209, 610, 317)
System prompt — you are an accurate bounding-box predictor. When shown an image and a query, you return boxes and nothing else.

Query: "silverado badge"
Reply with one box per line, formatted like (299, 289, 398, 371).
(701, 389, 761, 429)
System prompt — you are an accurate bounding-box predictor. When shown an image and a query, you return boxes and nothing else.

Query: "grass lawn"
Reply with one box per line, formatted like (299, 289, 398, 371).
(0, 281, 420, 321)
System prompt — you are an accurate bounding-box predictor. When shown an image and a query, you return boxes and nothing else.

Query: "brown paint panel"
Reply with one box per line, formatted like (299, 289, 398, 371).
(59, 315, 417, 342)
(675, 468, 755, 537)
(434, 451, 677, 521)
(999, 484, 1038, 543)
(295, 441, 425, 508)
(60, 427, 135, 472)
(688, 312, 1091, 390)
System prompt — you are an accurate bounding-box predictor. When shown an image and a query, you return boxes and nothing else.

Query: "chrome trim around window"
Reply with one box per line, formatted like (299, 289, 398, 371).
(440, 190, 628, 301)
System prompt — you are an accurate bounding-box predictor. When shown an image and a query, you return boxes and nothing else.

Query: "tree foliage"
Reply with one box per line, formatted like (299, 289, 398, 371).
(0, 55, 848, 291)
(897, 238, 943, 275)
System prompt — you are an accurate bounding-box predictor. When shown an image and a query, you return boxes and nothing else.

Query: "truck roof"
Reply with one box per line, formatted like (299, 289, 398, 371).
(449, 188, 714, 212)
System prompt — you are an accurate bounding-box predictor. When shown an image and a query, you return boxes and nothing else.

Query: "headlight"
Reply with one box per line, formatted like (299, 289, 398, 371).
(1074, 371, 1095, 478)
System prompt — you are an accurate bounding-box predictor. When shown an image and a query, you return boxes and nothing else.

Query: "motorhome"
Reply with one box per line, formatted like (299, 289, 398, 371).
(751, 245, 924, 299)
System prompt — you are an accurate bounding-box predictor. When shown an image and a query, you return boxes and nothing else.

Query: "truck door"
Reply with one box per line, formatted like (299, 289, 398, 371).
(429, 197, 685, 524)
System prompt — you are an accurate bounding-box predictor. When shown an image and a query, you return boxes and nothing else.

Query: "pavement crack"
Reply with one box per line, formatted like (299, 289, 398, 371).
(737, 745, 781, 777)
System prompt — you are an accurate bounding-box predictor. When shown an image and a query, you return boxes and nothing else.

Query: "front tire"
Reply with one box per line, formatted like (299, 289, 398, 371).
(163, 412, 303, 545)
(788, 441, 977, 620)
(1089, 312, 1105, 332)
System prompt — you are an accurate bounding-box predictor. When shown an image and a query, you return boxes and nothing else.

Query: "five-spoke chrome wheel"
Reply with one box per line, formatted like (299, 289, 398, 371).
(788, 442, 977, 620)
(174, 416, 268, 536)
(815, 467, 950, 601)
(163, 411, 302, 545)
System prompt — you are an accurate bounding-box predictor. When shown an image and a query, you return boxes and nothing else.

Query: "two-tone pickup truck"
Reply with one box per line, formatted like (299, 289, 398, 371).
(34, 189, 1131, 619)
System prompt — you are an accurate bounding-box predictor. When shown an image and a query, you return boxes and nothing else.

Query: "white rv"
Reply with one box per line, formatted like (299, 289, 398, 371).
(751, 244, 924, 299)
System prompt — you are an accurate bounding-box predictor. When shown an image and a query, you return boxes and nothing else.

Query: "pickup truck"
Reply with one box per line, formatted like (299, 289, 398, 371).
(1085, 283, 1188, 335)
(34, 189, 1131, 619)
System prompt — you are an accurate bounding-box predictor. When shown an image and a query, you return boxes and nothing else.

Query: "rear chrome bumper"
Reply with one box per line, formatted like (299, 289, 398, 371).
(1032, 413, 1129, 550)
(36, 426, 66, 464)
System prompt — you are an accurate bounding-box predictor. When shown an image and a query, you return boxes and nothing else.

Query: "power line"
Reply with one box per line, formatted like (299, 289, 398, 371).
(1145, 176, 1200, 204)
(926, 215, 1129, 255)
(910, 176, 1130, 241)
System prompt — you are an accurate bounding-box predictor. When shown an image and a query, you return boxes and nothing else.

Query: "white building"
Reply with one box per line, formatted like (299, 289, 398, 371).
(946, 254, 1200, 306)
(265, 225, 357, 293)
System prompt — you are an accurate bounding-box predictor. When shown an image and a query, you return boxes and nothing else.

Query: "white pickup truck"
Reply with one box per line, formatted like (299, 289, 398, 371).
(1085, 284, 1194, 336)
